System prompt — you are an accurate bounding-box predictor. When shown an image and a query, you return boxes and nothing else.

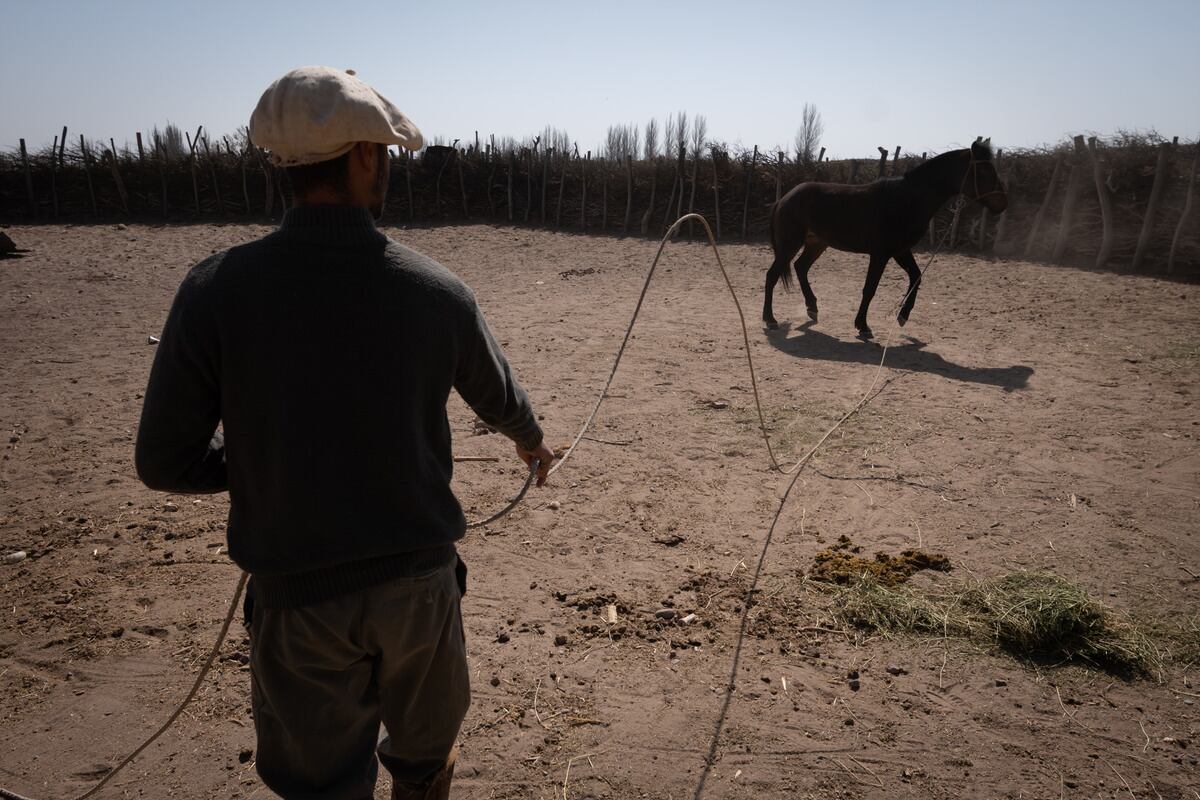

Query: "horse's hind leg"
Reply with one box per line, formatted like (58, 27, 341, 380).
(854, 253, 890, 339)
(793, 242, 827, 323)
(893, 250, 922, 326)
(763, 238, 803, 329)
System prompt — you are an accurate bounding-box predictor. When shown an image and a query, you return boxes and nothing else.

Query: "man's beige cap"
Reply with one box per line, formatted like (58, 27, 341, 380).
(249, 66, 423, 166)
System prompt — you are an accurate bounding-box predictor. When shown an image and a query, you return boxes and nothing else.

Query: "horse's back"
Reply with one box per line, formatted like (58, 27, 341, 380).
(776, 181, 889, 254)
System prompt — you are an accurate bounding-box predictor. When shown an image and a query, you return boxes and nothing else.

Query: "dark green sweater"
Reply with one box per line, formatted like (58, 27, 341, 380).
(135, 206, 543, 607)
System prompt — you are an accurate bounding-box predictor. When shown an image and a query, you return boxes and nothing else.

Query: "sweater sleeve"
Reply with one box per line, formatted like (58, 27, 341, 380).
(453, 296, 544, 451)
(135, 262, 228, 493)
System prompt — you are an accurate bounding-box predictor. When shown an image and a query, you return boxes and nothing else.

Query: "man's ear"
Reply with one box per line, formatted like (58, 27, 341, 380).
(352, 141, 376, 171)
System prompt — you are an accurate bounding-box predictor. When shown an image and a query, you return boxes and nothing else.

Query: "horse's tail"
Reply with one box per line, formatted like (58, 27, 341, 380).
(768, 198, 792, 291)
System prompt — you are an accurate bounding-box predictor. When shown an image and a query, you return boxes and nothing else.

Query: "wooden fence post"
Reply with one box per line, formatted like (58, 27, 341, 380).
(155, 133, 170, 218)
(136, 132, 145, 165)
(108, 137, 129, 214)
(774, 151, 783, 202)
(892, 145, 901, 174)
(686, 147, 699, 237)
(623, 154, 633, 233)
(19, 139, 34, 214)
(580, 151, 589, 228)
(525, 148, 533, 223)
(80, 135, 98, 216)
(404, 149, 414, 220)
(1087, 136, 1114, 267)
(507, 151, 515, 223)
(1024, 155, 1063, 259)
(675, 147, 687, 223)
(457, 149, 470, 219)
(992, 170, 1012, 253)
(259, 148, 273, 219)
(482, 149, 495, 217)
(1052, 135, 1087, 264)
(641, 157, 658, 236)
(1133, 141, 1172, 271)
(433, 147, 451, 217)
(817, 146, 825, 163)
(1167, 143, 1198, 275)
(877, 147, 888, 178)
(849, 159, 860, 183)
(50, 131, 62, 217)
(185, 129, 202, 215)
(200, 135, 226, 217)
(601, 157, 608, 229)
(711, 148, 722, 240)
(741, 145, 757, 238)
(555, 151, 567, 227)
(238, 143, 251, 215)
(948, 197, 962, 248)
(541, 149, 550, 225)
(662, 144, 683, 232)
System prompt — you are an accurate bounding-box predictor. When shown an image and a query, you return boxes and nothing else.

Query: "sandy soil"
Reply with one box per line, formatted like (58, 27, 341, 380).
(1, 221, 1198, 799)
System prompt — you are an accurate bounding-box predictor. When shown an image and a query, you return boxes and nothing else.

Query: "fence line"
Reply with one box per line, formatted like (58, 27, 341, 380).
(1, 130, 1197, 273)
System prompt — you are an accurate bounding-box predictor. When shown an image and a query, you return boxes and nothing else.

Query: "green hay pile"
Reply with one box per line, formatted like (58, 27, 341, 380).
(832, 571, 1162, 675)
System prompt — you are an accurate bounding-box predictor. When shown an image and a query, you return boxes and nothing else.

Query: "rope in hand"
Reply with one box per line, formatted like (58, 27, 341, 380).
(1, 200, 962, 800)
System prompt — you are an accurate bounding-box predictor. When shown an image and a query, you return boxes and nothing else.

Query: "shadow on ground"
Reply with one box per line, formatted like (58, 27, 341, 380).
(764, 321, 1034, 391)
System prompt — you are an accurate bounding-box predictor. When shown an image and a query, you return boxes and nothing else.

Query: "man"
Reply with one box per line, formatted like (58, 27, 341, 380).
(136, 66, 555, 800)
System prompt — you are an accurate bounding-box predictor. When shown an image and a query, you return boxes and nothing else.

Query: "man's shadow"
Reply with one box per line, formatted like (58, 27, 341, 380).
(765, 322, 1034, 391)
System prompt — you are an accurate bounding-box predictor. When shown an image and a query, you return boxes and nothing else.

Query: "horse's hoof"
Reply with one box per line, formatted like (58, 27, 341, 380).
(764, 319, 779, 330)
(806, 307, 819, 323)
(897, 311, 909, 327)
(857, 327, 874, 340)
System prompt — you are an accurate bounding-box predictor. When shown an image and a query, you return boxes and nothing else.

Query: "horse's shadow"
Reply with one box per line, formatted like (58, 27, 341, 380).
(765, 322, 1034, 391)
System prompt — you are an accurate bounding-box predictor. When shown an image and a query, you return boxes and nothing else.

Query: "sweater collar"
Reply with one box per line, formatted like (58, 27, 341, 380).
(277, 204, 388, 247)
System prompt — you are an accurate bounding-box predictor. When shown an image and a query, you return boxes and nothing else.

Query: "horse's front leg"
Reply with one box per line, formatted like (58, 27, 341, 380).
(854, 253, 890, 339)
(893, 250, 922, 326)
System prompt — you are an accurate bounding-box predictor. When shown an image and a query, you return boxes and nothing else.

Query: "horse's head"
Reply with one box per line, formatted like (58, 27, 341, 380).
(966, 138, 1007, 213)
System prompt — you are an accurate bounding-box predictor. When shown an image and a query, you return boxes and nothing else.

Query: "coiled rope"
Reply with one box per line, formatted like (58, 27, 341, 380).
(1, 206, 959, 800)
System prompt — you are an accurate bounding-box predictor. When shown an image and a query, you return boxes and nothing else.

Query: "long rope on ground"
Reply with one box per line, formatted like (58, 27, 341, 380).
(1, 207, 957, 800)
(0, 573, 250, 800)
(690, 205, 961, 799)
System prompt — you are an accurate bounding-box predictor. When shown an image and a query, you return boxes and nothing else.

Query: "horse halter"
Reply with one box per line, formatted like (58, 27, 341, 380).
(963, 152, 1006, 203)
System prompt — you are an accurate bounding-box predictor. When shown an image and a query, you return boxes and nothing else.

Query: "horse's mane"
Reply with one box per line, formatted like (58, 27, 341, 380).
(904, 141, 992, 178)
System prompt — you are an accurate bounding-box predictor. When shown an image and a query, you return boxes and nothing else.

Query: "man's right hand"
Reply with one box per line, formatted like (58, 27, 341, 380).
(516, 441, 556, 487)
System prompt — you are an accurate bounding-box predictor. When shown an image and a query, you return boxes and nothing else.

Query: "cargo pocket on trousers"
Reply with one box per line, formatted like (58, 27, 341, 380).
(454, 555, 468, 598)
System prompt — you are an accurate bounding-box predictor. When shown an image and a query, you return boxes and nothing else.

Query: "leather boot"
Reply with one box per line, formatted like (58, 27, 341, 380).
(391, 748, 457, 800)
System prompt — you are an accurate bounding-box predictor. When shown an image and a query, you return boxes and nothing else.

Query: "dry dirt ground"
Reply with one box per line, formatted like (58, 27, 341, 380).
(1, 222, 1198, 800)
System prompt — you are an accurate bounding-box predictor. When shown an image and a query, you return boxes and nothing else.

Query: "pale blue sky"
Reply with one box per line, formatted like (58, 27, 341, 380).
(3, 0, 1197, 158)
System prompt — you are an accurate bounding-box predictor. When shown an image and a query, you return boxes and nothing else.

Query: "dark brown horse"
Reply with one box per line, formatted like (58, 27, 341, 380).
(763, 138, 1007, 338)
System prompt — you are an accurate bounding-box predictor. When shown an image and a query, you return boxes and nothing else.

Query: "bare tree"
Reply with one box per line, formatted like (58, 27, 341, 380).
(673, 111, 689, 156)
(151, 122, 187, 160)
(644, 118, 659, 161)
(603, 123, 640, 162)
(690, 114, 708, 159)
(794, 103, 824, 166)
(663, 115, 676, 158)
(540, 125, 571, 155)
